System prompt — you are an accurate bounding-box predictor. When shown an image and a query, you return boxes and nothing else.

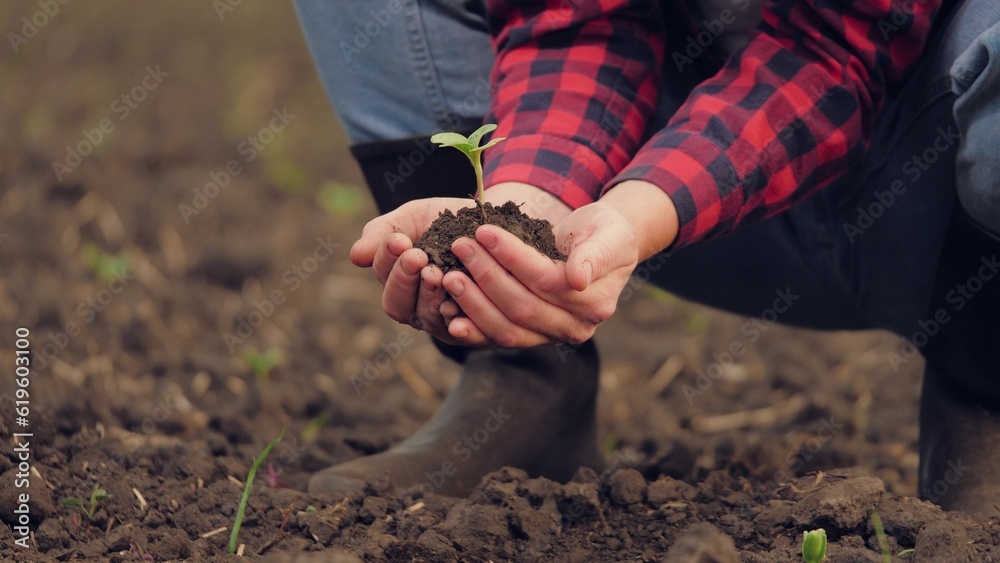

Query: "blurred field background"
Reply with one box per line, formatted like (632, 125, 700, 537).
(1, 1, 367, 213)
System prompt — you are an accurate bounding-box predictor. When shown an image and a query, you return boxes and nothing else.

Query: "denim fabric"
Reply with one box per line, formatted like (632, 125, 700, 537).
(294, 0, 494, 143)
(952, 18, 1000, 241)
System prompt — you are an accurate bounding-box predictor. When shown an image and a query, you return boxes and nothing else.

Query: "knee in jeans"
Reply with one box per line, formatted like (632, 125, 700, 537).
(951, 21, 1000, 237)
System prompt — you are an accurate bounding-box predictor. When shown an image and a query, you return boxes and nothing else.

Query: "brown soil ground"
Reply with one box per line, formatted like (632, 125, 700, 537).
(1, 3, 998, 562)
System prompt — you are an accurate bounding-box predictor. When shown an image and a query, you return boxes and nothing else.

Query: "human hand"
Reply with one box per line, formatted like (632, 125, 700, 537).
(350, 183, 571, 344)
(349, 197, 474, 342)
(441, 180, 678, 347)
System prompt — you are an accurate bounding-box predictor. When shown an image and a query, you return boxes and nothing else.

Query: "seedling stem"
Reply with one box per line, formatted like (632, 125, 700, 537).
(229, 429, 285, 554)
(430, 123, 506, 207)
(63, 484, 109, 520)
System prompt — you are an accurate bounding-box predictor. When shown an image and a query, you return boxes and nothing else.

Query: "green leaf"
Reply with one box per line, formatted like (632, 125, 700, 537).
(229, 429, 285, 554)
(432, 124, 503, 205)
(430, 132, 470, 147)
(243, 347, 283, 380)
(470, 136, 507, 153)
(802, 529, 827, 563)
(603, 433, 620, 456)
(467, 123, 498, 148)
(63, 498, 84, 508)
(300, 413, 327, 444)
(92, 488, 108, 501)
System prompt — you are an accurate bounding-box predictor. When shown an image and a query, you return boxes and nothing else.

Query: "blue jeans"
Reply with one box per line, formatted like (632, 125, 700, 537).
(296, 0, 1000, 397)
(294, 0, 494, 142)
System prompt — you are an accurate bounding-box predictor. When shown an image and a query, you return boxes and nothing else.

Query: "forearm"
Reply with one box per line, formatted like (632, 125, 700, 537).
(601, 180, 679, 261)
(609, 0, 942, 247)
(484, 178, 676, 262)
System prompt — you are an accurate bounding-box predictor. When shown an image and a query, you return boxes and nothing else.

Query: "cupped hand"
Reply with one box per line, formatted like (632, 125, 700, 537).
(349, 183, 574, 345)
(441, 201, 640, 347)
(350, 197, 475, 342)
(441, 179, 679, 348)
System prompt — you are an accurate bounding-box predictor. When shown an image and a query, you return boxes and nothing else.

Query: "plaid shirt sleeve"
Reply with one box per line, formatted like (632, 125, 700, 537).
(484, 0, 942, 248)
(482, 0, 666, 209)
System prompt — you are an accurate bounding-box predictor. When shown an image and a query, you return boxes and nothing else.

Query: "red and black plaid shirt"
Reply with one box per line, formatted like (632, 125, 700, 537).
(482, 0, 942, 247)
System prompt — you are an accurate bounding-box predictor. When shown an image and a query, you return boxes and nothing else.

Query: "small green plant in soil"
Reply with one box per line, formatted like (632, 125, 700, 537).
(130, 540, 154, 562)
(242, 346, 283, 382)
(801, 528, 827, 563)
(229, 429, 284, 554)
(300, 412, 327, 444)
(317, 180, 364, 217)
(430, 124, 506, 206)
(871, 511, 915, 561)
(415, 124, 565, 274)
(63, 484, 109, 520)
(81, 243, 130, 283)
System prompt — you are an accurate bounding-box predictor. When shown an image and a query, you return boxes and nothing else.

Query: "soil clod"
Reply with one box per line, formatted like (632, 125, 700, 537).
(415, 201, 565, 274)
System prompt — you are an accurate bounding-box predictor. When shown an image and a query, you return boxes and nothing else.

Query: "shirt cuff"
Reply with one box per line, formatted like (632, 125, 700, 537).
(483, 133, 616, 210)
(608, 134, 736, 248)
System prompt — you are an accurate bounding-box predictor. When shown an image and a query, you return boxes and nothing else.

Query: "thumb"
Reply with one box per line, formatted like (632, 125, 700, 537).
(566, 235, 614, 292)
(351, 218, 396, 267)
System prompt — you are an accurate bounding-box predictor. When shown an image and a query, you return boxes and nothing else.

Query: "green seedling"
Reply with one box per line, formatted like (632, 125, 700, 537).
(430, 123, 506, 206)
(242, 347, 283, 382)
(603, 433, 620, 456)
(801, 528, 827, 563)
(872, 510, 890, 562)
(317, 181, 364, 217)
(300, 412, 327, 444)
(644, 286, 678, 306)
(63, 484, 109, 520)
(81, 243, 130, 283)
(229, 429, 285, 554)
(870, 511, 915, 561)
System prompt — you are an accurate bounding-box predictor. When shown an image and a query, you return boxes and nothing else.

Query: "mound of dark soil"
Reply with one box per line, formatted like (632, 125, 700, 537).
(414, 201, 565, 274)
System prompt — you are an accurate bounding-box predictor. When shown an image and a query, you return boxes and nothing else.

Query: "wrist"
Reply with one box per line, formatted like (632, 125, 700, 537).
(600, 180, 679, 260)
(484, 181, 572, 224)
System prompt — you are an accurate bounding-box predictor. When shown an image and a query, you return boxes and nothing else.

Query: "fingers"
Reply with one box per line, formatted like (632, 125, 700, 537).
(439, 299, 461, 326)
(566, 235, 612, 292)
(372, 233, 414, 286)
(451, 236, 580, 335)
(381, 248, 427, 323)
(351, 217, 398, 268)
(555, 212, 635, 292)
(442, 270, 553, 347)
(414, 265, 448, 335)
(444, 316, 490, 347)
(474, 226, 568, 296)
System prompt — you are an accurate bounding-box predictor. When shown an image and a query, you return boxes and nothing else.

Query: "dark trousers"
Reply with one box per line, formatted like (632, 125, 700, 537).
(650, 0, 1000, 403)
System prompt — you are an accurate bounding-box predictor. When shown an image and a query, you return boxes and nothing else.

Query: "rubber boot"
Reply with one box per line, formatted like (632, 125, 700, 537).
(310, 342, 603, 496)
(309, 137, 605, 496)
(918, 364, 1000, 516)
